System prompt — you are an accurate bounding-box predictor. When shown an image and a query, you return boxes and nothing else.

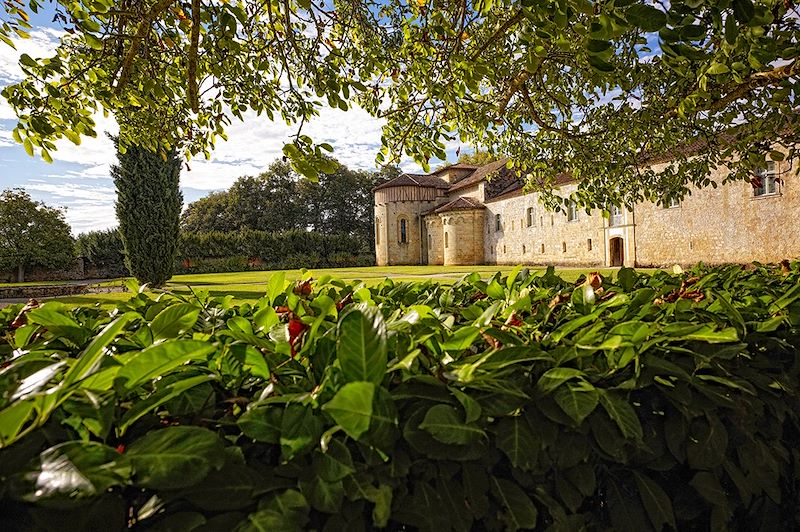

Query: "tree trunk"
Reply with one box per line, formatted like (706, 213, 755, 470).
(16, 263, 24, 283)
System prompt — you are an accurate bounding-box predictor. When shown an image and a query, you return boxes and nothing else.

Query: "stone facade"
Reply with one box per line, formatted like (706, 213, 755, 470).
(374, 156, 800, 268)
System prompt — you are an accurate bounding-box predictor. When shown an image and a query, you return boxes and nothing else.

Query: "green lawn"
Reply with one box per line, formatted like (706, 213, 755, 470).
(42, 265, 642, 308)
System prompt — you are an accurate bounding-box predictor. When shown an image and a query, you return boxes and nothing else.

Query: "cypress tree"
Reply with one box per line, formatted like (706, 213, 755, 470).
(112, 139, 182, 286)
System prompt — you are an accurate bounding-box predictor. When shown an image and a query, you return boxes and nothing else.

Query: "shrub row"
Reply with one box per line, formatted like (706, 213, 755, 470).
(1, 264, 799, 530)
(74, 228, 375, 277)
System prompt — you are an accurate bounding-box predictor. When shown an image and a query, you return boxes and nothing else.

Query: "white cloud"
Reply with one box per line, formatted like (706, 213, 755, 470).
(22, 181, 117, 234)
(0, 24, 447, 234)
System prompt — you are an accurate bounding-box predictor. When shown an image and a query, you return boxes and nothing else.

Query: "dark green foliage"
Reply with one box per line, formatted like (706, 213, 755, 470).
(75, 228, 126, 276)
(2, 263, 800, 530)
(178, 229, 374, 272)
(112, 140, 182, 286)
(0, 189, 75, 282)
(181, 159, 398, 252)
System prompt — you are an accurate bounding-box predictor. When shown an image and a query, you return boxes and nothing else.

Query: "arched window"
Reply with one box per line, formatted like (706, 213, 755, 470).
(399, 218, 408, 243)
(444, 232, 449, 248)
(495, 214, 501, 232)
(526, 207, 533, 227)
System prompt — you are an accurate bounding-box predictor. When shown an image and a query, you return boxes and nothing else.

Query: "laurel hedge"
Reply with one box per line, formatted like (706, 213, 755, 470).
(1, 264, 799, 531)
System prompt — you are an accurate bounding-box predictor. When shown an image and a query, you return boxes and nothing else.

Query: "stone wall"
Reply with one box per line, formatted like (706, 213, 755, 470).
(375, 198, 441, 266)
(424, 215, 445, 265)
(484, 185, 607, 266)
(442, 210, 485, 265)
(634, 158, 800, 266)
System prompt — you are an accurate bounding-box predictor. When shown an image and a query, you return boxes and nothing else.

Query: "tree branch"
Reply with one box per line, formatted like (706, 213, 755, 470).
(188, 0, 200, 113)
(665, 60, 798, 118)
(468, 10, 524, 62)
(115, 0, 175, 95)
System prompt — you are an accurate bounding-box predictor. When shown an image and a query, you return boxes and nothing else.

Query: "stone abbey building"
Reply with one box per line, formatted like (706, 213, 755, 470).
(373, 156, 799, 267)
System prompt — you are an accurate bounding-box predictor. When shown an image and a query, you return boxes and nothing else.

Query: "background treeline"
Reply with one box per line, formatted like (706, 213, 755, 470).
(76, 159, 398, 275)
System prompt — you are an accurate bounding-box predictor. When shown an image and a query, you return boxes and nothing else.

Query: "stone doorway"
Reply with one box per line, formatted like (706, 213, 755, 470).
(609, 237, 624, 267)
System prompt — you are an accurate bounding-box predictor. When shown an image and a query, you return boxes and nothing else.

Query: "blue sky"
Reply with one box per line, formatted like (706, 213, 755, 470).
(0, 8, 443, 236)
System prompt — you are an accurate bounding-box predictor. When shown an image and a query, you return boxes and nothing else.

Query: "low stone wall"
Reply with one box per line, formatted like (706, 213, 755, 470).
(0, 284, 125, 300)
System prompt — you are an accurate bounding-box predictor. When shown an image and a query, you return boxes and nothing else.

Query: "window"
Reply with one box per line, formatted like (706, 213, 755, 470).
(753, 162, 779, 197)
(562, 242, 567, 253)
(503, 245, 506, 254)
(550, 215, 554, 226)
(587, 238, 593, 251)
(375, 217, 380, 245)
(526, 207, 534, 227)
(399, 218, 408, 243)
(512, 220, 515, 230)
(444, 232, 449, 248)
(495, 214, 502, 232)
(541, 243, 545, 254)
(609, 205, 623, 227)
(567, 201, 578, 222)
(428, 234, 432, 249)
(540, 216, 543, 227)
(522, 245, 526, 254)
(664, 197, 680, 209)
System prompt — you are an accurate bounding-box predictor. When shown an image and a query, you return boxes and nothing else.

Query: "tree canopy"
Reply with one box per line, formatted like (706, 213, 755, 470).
(181, 159, 397, 247)
(1, 0, 797, 207)
(0, 189, 75, 282)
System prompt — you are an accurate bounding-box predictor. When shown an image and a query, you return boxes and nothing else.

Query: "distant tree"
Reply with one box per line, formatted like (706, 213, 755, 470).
(182, 159, 397, 249)
(0, 189, 75, 282)
(457, 151, 500, 166)
(228, 162, 303, 232)
(113, 140, 183, 286)
(75, 228, 126, 275)
(180, 192, 234, 234)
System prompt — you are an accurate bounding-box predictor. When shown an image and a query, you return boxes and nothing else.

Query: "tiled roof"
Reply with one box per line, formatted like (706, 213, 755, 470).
(448, 159, 510, 193)
(485, 172, 575, 203)
(427, 196, 486, 215)
(432, 163, 480, 174)
(372, 173, 450, 192)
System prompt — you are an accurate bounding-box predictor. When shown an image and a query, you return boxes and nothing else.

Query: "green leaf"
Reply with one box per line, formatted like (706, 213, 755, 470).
(553, 382, 599, 423)
(10, 441, 127, 502)
(123, 426, 225, 489)
(607, 479, 650, 532)
(490, 478, 538, 531)
(724, 15, 739, 45)
(115, 340, 214, 390)
(707, 63, 730, 75)
(23, 137, 33, 156)
(687, 414, 728, 469)
(732, 0, 755, 22)
(626, 5, 666, 32)
(598, 391, 643, 441)
(266, 271, 287, 304)
(61, 313, 136, 389)
(684, 326, 738, 343)
(634, 472, 677, 531)
(118, 374, 215, 433)
(149, 303, 200, 340)
(690, 471, 728, 507)
(280, 404, 322, 460)
(239, 406, 283, 443)
(441, 325, 480, 352)
(336, 305, 387, 384)
(238, 489, 309, 532)
(0, 400, 35, 448)
(419, 404, 484, 445)
(537, 367, 584, 394)
(495, 416, 539, 470)
(322, 381, 375, 440)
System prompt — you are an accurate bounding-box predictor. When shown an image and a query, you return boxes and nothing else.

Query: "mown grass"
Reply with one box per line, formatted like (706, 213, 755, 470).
(41, 265, 650, 308)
